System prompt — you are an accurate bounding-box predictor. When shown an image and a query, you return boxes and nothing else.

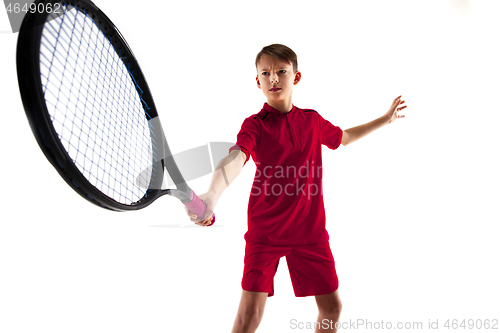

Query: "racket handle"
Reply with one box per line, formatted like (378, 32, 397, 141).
(184, 191, 215, 226)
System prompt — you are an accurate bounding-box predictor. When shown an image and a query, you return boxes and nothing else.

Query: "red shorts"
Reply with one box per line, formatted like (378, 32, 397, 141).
(242, 241, 339, 297)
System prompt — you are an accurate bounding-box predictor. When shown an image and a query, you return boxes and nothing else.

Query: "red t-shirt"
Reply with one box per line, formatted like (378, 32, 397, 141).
(229, 103, 343, 245)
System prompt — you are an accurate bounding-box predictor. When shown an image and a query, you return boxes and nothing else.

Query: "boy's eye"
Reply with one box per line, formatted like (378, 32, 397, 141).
(279, 70, 286, 74)
(261, 72, 269, 75)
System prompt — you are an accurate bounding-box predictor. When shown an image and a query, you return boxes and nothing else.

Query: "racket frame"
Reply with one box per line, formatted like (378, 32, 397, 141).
(17, 0, 194, 212)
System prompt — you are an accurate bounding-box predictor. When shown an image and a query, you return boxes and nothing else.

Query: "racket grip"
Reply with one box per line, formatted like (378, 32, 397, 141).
(184, 191, 215, 226)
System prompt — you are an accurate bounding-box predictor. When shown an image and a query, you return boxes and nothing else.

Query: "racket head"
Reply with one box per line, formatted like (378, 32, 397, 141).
(17, 0, 170, 211)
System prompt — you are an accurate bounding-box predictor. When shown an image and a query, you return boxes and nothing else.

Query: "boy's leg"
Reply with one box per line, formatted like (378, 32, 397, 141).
(231, 290, 268, 333)
(314, 290, 342, 333)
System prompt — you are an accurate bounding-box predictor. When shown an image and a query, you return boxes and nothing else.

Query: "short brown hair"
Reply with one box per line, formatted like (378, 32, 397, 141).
(255, 44, 298, 73)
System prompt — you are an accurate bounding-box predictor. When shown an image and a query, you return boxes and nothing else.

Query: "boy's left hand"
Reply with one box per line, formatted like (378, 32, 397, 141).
(385, 95, 407, 124)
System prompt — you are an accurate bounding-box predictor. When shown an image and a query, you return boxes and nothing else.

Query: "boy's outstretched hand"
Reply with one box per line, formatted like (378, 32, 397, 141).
(384, 95, 407, 124)
(184, 191, 218, 227)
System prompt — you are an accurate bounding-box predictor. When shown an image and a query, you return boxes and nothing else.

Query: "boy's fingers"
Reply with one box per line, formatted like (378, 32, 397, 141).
(201, 217, 214, 225)
(192, 213, 214, 225)
(195, 220, 210, 226)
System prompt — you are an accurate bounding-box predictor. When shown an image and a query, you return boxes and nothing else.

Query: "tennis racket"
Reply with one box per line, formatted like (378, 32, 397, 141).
(16, 0, 214, 225)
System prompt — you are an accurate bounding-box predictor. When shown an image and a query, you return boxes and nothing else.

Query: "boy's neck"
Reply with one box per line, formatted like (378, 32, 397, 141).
(266, 100, 294, 114)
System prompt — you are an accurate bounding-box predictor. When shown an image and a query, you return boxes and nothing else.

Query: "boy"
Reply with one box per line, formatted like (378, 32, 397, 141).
(185, 44, 407, 333)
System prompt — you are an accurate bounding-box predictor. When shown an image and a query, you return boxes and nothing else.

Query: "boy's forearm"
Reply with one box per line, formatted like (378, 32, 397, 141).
(207, 151, 244, 200)
(343, 114, 390, 146)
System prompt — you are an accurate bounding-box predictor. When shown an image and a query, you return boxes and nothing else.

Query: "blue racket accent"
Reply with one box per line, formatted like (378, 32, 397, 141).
(38, 4, 156, 204)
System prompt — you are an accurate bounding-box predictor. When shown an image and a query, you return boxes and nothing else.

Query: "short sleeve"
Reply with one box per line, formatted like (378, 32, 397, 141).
(228, 117, 260, 166)
(318, 113, 343, 150)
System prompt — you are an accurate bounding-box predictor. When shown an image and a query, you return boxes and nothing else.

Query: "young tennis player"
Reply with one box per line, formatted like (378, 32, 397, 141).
(185, 44, 407, 333)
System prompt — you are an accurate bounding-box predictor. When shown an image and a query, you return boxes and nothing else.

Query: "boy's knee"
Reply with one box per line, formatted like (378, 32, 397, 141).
(234, 308, 264, 332)
(241, 307, 264, 323)
(319, 298, 342, 316)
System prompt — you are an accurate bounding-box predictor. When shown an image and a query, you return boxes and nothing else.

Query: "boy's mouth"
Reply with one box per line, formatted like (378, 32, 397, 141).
(269, 87, 281, 92)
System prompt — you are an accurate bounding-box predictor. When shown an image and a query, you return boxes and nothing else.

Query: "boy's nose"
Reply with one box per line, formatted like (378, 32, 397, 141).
(270, 73, 279, 83)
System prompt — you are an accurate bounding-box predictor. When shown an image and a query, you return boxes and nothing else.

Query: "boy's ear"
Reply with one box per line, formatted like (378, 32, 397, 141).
(293, 71, 302, 85)
(256, 76, 261, 89)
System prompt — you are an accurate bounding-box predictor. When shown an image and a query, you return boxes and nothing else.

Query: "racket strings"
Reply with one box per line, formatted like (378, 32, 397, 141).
(39, 4, 156, 204)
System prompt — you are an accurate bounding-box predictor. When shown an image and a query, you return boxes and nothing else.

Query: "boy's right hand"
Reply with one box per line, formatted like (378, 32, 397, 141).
(184, 191, 218, 227)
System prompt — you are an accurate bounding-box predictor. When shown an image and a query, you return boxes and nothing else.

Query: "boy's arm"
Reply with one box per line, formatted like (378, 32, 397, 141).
(341, 115, 389, 146)
(185, 149, 246, 225)
(207, 149, 246, 200)
(341, 95, 407, 146)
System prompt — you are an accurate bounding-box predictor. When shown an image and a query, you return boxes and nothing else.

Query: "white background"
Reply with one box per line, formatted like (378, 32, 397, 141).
(1, 0, 499, 332)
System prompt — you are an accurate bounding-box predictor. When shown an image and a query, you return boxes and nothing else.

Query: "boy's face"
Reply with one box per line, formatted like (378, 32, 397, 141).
(256, 54, 301, 106)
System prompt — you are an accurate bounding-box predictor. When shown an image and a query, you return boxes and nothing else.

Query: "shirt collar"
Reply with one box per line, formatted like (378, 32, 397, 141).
(262, 103, 297, 116)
